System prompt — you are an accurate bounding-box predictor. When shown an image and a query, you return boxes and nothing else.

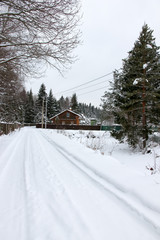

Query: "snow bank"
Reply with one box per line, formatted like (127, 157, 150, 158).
(50, 129, 160, 213)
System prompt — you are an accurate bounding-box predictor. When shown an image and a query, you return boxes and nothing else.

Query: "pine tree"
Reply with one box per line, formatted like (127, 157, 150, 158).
(47, 89, 60, 119)
(52, 98, 61, 115)
(64, 97, 70, 110)
(109, 24, 160, 149)
(47, 90, 55, 119)
(58, 96, 70, 111)
(70, 93, 80, 113)
(35, 83, 47, 123)
(18, 88, 27, 123)
(58, 96, 65, 111)
(25, 90, 35, 123)
(36, 83, 47, 107)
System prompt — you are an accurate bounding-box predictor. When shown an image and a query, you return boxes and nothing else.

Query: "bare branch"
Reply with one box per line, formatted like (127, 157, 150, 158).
(0, 0, 81, 75)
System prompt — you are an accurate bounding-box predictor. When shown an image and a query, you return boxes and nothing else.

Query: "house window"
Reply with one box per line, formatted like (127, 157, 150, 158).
(66, 112, 70, 118)
(62, 121, 65, 125)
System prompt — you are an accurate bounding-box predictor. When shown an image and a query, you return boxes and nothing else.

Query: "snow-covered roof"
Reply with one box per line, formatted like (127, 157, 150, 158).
(50, 109, 81, 120)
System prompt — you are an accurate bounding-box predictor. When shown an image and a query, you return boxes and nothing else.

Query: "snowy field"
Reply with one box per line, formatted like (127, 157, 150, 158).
(0, 127, 160, 240)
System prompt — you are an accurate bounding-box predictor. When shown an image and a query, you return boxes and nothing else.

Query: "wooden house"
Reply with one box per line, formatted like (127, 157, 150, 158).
(50, 109, 81, 125)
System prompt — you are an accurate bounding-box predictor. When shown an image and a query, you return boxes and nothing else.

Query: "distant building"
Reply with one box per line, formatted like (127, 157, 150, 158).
(90, 118, 97, 126)
(50, 109, 81, 125)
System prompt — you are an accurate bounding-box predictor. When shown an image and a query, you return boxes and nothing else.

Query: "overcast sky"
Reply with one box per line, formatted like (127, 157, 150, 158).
(26, 0, 160, 107)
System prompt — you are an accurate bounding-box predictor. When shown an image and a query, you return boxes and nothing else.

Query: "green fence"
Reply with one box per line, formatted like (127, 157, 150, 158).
(101, 125, 122, 131)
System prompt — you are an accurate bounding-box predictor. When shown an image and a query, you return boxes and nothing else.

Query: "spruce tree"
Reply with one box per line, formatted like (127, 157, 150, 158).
(58, 96, 65, 111)
(47, 90, 55, 119)
(64, 97, 70, 110)
(25, 90, 35, 123)
(110, 24, 160, 149)
(52, 98, 61, 115)
(35, 83, 47, 123)
(18, 88, 27, 123)
(71, 93, 80, 113)
(47, 89, 60, 119)
(36, 83, 47, 108)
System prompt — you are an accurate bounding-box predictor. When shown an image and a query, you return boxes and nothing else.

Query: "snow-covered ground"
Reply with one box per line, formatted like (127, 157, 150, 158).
(0, 127, 160, 240)
(58, 129, 160, 174)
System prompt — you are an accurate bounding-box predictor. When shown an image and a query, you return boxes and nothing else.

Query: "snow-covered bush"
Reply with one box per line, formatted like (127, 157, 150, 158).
(58, 130, 119, 156)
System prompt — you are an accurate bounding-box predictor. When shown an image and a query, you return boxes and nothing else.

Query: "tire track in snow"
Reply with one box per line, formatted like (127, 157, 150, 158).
(23, 128, 87, 240)
(28, 128, 95, 240)
(39, 130, 160, 237)
(0, 128, 34, 240)
(0, 130, 26, 177)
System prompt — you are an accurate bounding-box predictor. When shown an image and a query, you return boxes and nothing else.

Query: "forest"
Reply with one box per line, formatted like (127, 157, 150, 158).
(0, 81, 101, 124)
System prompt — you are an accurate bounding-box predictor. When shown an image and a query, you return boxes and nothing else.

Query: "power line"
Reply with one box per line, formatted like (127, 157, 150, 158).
(57, 78, 113, 95)
(74, 78, 113, 93)
(54, 66, 160, 96)
(77, 86, 108, 97)
(54, 71, 114, 95)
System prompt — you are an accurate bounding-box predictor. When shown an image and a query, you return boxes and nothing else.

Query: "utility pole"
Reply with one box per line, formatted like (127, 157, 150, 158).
(41, 97, 44, 128)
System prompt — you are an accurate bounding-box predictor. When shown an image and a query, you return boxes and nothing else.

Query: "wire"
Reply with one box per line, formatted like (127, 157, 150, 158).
(74, 78, 113, 93)
(77, 86, 108, 96)
(54, 71, 114, 95)
(57, 78, 113, 95)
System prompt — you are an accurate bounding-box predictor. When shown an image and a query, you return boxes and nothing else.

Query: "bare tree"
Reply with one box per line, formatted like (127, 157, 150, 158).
(0, 0, 81, 75)
(0, 56, 24, 122)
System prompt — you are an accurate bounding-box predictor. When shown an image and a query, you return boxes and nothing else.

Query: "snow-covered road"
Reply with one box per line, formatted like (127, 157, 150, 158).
(0, 127, 160, 240)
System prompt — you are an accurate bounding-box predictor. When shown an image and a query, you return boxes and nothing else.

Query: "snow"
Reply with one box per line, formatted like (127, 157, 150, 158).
(143, 63, 148, 69)
(0, 127, 160, 240)
(133, 78, 142, 85)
